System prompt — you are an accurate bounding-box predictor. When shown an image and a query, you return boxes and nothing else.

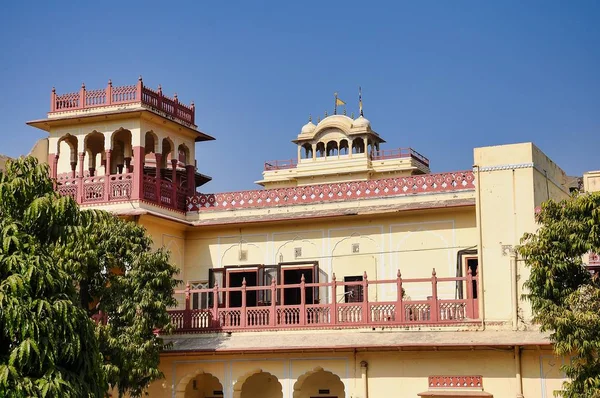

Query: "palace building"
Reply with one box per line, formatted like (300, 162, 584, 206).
(25, 78, 600, 398)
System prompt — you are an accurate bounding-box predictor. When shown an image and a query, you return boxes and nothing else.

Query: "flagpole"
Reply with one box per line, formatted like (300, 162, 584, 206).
(359, 87, 363, 116)
(334, 92, 338, 115)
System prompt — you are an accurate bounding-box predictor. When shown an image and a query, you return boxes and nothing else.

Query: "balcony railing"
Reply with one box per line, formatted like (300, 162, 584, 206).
(56, 172, 187, 212)
(50, 77, 195, 125)
(168, 269, 479, 333)
(264, 159, 298, 171)
(370, 147, 430, 167)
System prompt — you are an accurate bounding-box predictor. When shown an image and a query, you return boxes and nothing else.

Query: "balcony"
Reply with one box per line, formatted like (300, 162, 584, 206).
(370, 147, 430, 168)
(168, 269, 480, 334)
(264, 159, 298, 171)
(49, 77, 195, 126)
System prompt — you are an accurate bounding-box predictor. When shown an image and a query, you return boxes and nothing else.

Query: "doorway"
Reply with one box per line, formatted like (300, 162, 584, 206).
(228, 270, 258, 307)
(282, 268, 314, 305)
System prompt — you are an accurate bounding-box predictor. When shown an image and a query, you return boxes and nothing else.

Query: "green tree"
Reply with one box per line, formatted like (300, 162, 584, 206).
(64, 216, 179, 397)
(0, 157, 179, 397)
(519, 192, 600, 398)
(0, 157, 106, 397)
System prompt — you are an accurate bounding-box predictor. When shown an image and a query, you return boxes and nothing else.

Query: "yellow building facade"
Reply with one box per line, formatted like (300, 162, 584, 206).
(25, 79, 600, 398)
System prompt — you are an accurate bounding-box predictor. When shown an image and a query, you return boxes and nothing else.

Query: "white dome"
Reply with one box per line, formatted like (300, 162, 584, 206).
(353, 115, 371, 129)
(301, 121, 316, 134)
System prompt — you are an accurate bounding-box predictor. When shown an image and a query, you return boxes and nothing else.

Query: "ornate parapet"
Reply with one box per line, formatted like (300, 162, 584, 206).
(187, 170, 475, 212)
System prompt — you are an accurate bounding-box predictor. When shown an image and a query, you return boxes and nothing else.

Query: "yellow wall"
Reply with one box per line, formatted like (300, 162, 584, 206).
(183, 207, 477, 305)
(474, 143, 570, 324)
(151, 348, 565, 398)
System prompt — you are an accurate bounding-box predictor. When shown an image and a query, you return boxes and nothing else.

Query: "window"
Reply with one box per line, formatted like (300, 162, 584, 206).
(190, 281, 210, 309)
(294, 247, 302, 259)
(238, 249, 248, 261)
(344, 275, 363, 303)
(465, 258, 478, 299)
(352, 243, 360, 254)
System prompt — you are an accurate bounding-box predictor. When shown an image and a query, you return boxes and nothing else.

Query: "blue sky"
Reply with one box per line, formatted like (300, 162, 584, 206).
(1, 1, 598, 192)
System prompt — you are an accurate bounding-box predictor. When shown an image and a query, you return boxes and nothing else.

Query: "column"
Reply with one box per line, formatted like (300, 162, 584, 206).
(155, 153, 163, 204)
(104, 150, 112, 202)
(186, 165, 195, 196)
(171, 159, 178, 208)
(78, 152, 85, 203)
(131, 146, 144, 201)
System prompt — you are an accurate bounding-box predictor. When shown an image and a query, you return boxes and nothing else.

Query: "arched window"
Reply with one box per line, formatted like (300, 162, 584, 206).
(339, 139, 349, 155)
(315, 142, 325, 158)
(352, 138, 364, 154)
(84, 131, 104, 176)
(301, 143, 313, 159)
(326, 141, 338, 157)
(111, 128, 132, 174)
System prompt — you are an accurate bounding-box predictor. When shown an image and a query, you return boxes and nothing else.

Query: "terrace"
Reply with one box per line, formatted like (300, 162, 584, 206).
(49, 77, 196, 126)
(168, 268, 480, 334)
(264, 147, 430, 171)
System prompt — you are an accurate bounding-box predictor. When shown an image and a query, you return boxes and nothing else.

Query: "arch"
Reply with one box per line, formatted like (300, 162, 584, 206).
(174, 370, 224, 398)
(178, 143, 190, 165)
(301, 143, 312, 159)
(315, 142, 325, 158)
(111, 128, 132, 174)
(57, 134, 78, 162)
(161, 137, 175, 168)
(84, 131, 105, 176)
(144, 130, 158, 155)
(293, 367, 345, 398)
(339, 139, 349, 155)
(351, 138, 364, 154)
(233, 369, 282, 398)
(57, 134, 78, 177)
(326, 141, 338, 157)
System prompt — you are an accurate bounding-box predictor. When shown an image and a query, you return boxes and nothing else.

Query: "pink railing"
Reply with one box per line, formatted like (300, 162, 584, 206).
(81, 176, 105, 203)
(168, 269, 479, 333)
(370, 147, 430, 167)
(187, 170, 475, 212)
(56, 177, 78, 199)
(264, 159, 298, 171)
(55, 172, 187, 211)
(50, 78, 195, 125)
(109, 173, 133, 200)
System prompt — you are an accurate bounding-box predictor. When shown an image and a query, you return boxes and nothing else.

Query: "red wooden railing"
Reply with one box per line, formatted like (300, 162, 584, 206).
(56, 172, 186, 212)
(264, 159, 298, 171)
(50, 77, 195, 125)
(168, 269, 479, 333)
(370, 147, 430, 167)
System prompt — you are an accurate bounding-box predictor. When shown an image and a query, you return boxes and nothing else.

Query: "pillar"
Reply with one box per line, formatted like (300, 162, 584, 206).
(48, 154, 58, 180)
(155, 153, 163, 204)
(186, 165, 195, 196)
(78, 152, 85, 203)
(104, 150, 112, 202)
(171, 159, 178, 208)
(131, 146, 144, 201)
(360, 361, 368, 398)
(312, 143, 316, 160)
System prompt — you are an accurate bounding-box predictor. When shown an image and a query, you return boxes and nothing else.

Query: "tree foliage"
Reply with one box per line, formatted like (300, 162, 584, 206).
(519, 192, 600, 398)
(0, 157, 179, 397)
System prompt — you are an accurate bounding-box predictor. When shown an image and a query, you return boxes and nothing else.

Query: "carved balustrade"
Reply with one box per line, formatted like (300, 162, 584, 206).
(50, 78, 195, 125)
(168, 268, 480, 333)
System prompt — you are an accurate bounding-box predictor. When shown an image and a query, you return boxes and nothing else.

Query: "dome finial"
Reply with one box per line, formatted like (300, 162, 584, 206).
(308, 114, 312, 123)
(324, 110, 328, 117)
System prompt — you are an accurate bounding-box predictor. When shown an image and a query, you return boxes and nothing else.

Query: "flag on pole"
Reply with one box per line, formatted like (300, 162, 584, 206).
(336, 98, 346, 106)
(359, 87, 363, 116)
